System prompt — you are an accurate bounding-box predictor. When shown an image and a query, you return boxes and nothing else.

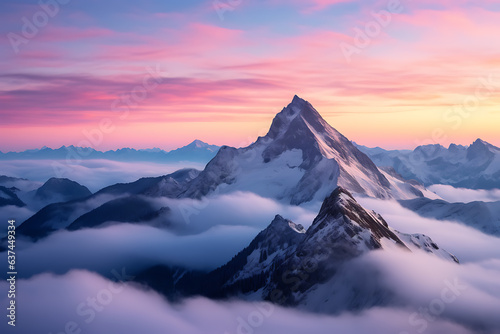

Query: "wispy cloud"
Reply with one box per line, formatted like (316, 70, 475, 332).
(1, 0, 500, 149)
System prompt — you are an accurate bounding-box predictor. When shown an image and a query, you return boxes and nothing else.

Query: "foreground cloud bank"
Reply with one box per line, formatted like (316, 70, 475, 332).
(2, 246, 500, 334)
(3, 195, 500, 333)
(2, 165, 500, 333)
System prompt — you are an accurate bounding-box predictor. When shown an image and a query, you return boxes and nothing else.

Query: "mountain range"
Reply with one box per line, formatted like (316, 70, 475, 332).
(0, 139, 220, 164)
(356, 139, 500, 189)
(1, 94, 498, 321)
(2, 96, 498, 241)
(10, 96, 434, 240)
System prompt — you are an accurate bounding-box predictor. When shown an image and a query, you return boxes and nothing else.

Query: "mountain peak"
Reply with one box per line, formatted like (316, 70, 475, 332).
(469, 138, 500, 150)
(182, 96, 424, 204)
(448, 143, 466, 152)
(266, 214, 305, 235)
(189, 139, 207, 148)
(414, 144, 446, 158)
(309, 187, 357, 221)
(306, 187, 407, 251)
(471, 138, 488, 147)
(470, 138, 499, 150)
(35, 177, 92, 202)
(290, 94, 308, 107)
(264, 95, 325, 140)
(269, 214, 307, 234)
(467, 138, 496, 160)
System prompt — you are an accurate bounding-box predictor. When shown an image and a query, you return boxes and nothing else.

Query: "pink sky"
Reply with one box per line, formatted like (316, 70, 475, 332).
(0, 0, 499, 151)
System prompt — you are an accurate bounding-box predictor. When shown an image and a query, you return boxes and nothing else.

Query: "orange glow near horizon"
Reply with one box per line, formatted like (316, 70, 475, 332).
(1, 1, 500, 151)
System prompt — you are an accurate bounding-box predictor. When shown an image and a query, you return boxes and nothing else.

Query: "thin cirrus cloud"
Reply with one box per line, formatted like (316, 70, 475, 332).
(0, 73, 287, 126)
(278, 0, 355, 13)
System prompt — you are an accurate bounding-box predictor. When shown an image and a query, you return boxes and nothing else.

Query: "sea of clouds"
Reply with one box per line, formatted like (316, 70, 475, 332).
(1, 161, 500, 333)
(428, 184, 500, 203)
(0, 159, 205, 192)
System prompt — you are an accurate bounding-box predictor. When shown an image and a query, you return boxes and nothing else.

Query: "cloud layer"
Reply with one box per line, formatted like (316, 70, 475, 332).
(11, 191, 318, 277)
(0, 160, 204, 192)
(428, 184, 500, 203)
(1, 184, 499, 333)
(357, 196, 500, 263)
(2, 247, 499, 334)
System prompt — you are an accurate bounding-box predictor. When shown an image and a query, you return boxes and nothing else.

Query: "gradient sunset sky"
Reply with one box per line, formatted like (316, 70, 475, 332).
(1, 0, 499, 151)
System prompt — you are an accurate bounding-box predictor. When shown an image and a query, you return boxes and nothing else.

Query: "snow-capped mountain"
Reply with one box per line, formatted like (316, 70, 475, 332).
(356, 139, 500, 189)
(165, 140, 220, 162)
(171, 214, 308, 299)
(13, 96, 435, 239)
(222, 214, 307, 287)
(260, 188, 457, 308)
(400, 197, 500, 237)
(394, 232, 459, 263)
(180, 95, 430, 204)
(0, 140, 220, 164)
(139, 187, 458, 310)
